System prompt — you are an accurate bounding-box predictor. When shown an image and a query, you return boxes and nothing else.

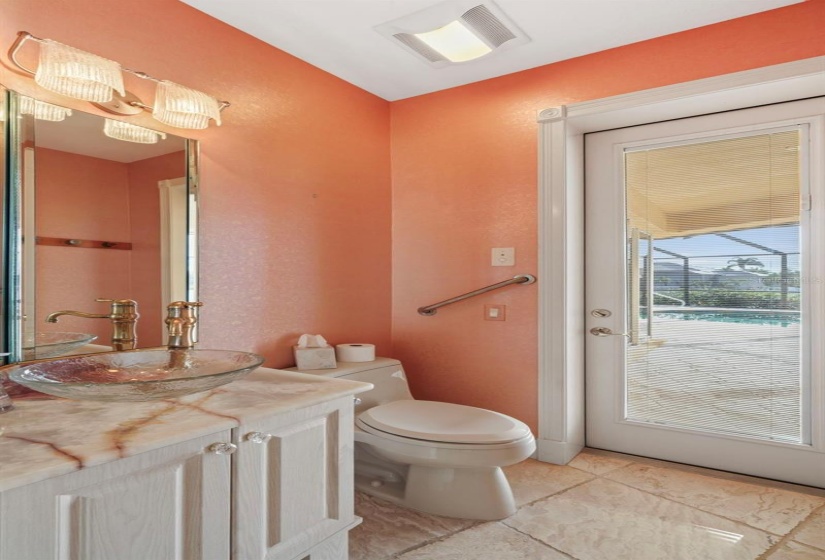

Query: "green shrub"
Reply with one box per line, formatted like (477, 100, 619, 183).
(654, 290, 799, 310)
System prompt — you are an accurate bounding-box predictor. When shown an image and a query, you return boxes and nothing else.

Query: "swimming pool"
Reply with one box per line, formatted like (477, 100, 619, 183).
(651, 308, 800, 327)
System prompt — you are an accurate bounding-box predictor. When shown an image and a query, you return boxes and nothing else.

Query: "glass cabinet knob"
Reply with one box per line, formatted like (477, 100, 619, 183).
(244, 431, 272, 444)
(208, 442, 237, 455)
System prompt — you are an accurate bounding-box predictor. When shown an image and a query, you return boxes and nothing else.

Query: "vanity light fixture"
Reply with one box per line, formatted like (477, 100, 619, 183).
(152, 80, 221, 129)
(34, 39, 124, 103)
(21, 94, 167, 144)
(375, 1, 529, 67)
(8, 31, 228, 129)
(103, 119, 167, 144)
(20, 96, 72, 122)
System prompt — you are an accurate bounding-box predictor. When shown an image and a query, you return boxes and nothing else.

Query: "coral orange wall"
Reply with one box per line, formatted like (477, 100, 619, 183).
(35, 148, 132, 345)
(127, 151, 187, 346)
(1, 0, 392, 365)
(390, 0, 825, 433)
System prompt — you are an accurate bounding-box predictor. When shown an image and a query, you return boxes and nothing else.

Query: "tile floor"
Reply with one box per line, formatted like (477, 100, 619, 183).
(349, 449, 825, 560)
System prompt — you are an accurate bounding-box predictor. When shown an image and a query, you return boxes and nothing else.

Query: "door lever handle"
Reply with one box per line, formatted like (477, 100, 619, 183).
(590, 327, 629, 337)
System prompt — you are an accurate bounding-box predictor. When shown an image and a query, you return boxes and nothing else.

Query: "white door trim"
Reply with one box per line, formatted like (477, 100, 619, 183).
(159, 177, 188, 332)
(536, 55, 825, 464)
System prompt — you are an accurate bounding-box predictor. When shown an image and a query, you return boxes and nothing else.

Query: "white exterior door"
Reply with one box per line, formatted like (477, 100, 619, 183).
(585, 98, 825, 487)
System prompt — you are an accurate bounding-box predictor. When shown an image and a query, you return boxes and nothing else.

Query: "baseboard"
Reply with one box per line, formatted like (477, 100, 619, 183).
(536, 439, 584, 465)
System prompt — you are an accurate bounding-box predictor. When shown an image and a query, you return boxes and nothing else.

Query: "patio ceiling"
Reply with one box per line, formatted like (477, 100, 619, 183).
(627, 130, 800, 239)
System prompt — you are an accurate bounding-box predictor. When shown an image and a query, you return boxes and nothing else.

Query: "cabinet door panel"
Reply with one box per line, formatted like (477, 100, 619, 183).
(269, 416, 330, 543)
(0, 430, 231, 560)
(234, 397, 355, 560)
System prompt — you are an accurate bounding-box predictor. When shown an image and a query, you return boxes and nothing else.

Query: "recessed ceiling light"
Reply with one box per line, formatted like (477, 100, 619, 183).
(414, 20, 492, 63)
(375, 1, 530, 67)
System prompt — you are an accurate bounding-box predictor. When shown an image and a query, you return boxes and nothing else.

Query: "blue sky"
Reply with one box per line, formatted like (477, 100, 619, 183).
(649, 225, 800, 273)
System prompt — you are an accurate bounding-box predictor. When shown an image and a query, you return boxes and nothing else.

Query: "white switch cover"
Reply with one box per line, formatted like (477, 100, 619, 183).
(492, 247, 515, 266)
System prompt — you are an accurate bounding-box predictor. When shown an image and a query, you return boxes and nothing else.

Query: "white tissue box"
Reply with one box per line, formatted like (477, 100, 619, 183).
(293, 346, 337, 370)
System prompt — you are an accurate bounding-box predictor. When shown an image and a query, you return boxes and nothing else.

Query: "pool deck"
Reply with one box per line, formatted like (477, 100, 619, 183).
(627, 318, 801, 443)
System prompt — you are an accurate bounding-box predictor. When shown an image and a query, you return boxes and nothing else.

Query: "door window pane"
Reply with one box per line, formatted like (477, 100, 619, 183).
(624, 129, 804, 443)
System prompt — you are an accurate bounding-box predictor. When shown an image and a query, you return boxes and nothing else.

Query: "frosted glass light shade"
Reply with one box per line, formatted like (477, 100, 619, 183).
(104, 119, 167, 144)
(20, 96, 72, 122)
(35, 39, 125, 103)
(414, 20, 492, 63)
(153, 81, 221, 129)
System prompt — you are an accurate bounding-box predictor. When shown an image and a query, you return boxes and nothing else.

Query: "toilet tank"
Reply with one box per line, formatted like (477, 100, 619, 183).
(286, 357, 414, 412)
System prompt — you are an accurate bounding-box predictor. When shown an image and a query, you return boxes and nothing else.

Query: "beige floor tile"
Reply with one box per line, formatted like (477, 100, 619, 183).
(567, 450, 633, 476)
(504, 478, 776, 560)
(766, 541, 825, 559)
(604, 463, 825, 535)
(504, 458, 594, 506)
(395, 522, 571, 559)
(349, 493, 475, 560)
(794, 508, 825, 551)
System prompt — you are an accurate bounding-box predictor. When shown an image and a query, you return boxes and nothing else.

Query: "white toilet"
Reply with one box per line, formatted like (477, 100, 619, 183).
(288, 357, 535, 520)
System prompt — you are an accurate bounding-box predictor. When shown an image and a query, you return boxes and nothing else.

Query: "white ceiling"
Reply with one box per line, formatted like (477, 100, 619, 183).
(179, 0, 801, 101)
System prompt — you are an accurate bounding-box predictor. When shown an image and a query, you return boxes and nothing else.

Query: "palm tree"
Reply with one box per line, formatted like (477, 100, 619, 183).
(724, 257, 765, 271)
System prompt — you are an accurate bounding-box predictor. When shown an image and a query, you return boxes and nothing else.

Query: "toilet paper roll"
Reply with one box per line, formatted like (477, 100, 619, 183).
(336, 343, 375, 362)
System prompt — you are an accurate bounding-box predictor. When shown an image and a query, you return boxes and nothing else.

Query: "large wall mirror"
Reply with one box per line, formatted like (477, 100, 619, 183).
(2, 85, 199, 363)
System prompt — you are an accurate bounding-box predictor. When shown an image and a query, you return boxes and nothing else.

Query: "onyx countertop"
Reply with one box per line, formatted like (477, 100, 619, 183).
(0, 367, 370, 492)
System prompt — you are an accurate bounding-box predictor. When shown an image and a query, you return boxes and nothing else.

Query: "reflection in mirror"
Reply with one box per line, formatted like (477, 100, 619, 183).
(4, 88, 198, 362)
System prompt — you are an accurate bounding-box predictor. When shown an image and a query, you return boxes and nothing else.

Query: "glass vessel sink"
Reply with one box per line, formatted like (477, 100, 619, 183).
(3, 349, 265, 402)
(22, 332, 98, 360)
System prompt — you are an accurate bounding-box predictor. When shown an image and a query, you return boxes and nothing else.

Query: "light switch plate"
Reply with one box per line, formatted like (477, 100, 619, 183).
(492, 247, 515, 266)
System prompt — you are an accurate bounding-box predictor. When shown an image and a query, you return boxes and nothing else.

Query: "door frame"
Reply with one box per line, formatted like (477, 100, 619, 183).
(536, 56, 825, 464)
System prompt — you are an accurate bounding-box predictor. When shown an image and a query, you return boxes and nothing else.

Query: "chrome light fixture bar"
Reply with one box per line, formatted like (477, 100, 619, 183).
(8, 31, 229, 129)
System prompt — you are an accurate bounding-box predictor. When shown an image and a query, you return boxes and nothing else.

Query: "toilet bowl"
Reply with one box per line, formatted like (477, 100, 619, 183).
(287, 358, 535, 520)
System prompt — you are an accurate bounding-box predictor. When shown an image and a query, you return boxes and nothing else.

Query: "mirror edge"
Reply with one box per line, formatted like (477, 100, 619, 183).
(1, 85, 8, 365)
(5, 89, 24, 363)
(186, 139, 199, 304)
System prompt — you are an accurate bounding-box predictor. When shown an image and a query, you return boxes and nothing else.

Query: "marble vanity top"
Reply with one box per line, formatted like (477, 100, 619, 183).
(0, 367, 371, 492)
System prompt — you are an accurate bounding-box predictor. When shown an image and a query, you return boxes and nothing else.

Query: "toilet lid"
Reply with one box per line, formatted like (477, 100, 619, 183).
(357, 400, 531, 444)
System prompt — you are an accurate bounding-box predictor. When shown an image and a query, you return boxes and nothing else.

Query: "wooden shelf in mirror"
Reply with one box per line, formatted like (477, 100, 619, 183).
(35, 236, 133, 250)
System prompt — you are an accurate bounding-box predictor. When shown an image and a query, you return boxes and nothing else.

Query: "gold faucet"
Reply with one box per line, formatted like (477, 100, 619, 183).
(165, 301, 203, 349)
(46, 299, 139, 351)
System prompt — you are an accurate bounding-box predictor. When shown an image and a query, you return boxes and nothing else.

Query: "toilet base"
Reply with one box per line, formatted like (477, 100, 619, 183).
(355, 459, 517, 520)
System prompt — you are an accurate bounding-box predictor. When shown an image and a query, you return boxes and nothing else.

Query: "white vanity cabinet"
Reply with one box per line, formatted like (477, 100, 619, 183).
(0, 430, 234, 560)
(233, 395, 357, 560)
(0, 394, 359, 560)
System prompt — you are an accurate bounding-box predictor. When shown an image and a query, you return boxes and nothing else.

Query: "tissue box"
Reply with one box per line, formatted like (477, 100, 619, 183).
(293, 346, 337, 370)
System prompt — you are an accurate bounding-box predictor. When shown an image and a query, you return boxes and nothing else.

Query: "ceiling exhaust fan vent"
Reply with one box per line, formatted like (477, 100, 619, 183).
(376, 0, 530, 68)
(392, 33, 449, 63)
(460, 5, 516, 48)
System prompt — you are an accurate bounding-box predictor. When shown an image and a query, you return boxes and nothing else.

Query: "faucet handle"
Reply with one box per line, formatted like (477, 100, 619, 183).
(96, 299, 138, 318)
(167, 301, 203, 308)
(166, 302, 202, 349)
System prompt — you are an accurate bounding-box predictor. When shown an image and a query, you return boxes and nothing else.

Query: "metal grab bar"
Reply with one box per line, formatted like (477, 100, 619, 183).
(418, 274, 537, 316)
